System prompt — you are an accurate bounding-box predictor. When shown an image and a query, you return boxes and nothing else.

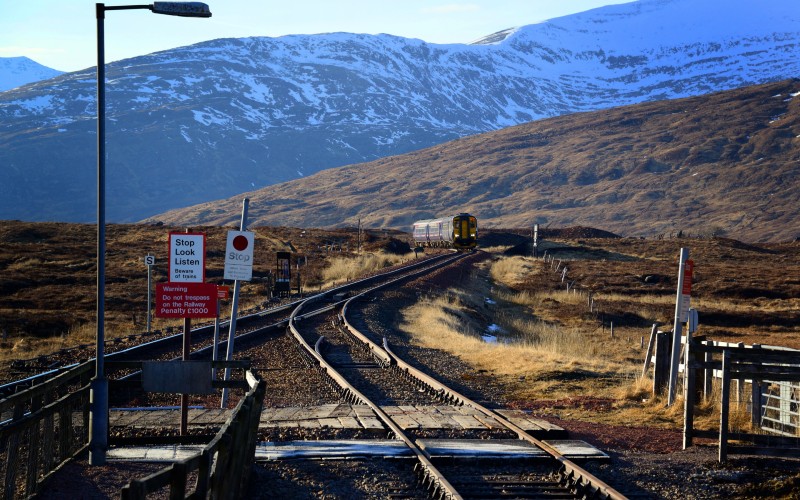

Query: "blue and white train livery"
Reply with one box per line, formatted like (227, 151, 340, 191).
(412, 213, 478, 250)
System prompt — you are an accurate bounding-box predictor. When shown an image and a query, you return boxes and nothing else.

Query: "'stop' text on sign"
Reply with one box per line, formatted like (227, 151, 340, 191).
(169, 232, 206, 283)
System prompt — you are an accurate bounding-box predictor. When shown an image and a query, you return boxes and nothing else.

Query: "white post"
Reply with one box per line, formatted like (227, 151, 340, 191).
(211, 296, 220, 380)
(221, 198, 249, 408)
(146, 255, 153, 333)
(667, 247, 690, 406)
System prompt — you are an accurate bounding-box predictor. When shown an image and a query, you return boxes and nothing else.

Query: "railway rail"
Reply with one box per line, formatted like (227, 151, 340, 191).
(285, 255, 626, 499)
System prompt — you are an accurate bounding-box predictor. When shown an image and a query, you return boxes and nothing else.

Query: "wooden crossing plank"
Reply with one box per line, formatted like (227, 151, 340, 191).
(356, 416, 384, 430)
(471, 413, 503, 429)
(304, 404, 342, 419)
(188, 409, 229, 424)
(391, 413, 421, 429)
(337, 416, 362, 429)
(296, 419, 321, 429)
(450, 414, 487, 430)
(270, 407, 305, 421)
(416, 439, 547, 459)
(380, 405, 404, 416)
(329, 403, 355, 418)
(352, 405, 375, 417)
(543, 440, 609, 459)
(494, 409, 568, 438)
(408, 410, 442, 428)
(453, 405, 485, 417)
(318, 417, 341, 428)
(425, 410, 461, 429)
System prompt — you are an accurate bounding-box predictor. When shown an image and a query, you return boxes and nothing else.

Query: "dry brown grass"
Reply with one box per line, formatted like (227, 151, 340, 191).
(320, 252, 413, 287)
(399, 238, 800, 430)
(0, 220, 410, 361)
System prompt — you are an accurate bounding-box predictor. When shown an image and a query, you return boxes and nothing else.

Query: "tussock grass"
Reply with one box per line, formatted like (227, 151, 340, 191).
(400, 290, 619, 386)
(489, 256, 539, 286)
(321, 252, 412, 287)
(496, 288, 585, 309)
(397, 254, 776, 431)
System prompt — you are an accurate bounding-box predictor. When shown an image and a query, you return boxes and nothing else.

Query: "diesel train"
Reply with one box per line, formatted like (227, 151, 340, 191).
(412, 213, 478, 250)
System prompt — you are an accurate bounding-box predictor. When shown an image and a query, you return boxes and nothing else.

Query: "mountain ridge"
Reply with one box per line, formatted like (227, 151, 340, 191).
(145, 78, 800, 243)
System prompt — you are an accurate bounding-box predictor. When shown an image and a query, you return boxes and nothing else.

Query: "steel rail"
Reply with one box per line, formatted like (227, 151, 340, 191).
(288, 255, 469, 499)
(379, 340, 627, 500)
(337, 257, 628, 500)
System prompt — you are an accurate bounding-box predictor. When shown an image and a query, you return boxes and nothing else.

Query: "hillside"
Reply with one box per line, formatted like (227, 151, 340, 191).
(147, 79, 800, 243)
(1, 0, 798, 223)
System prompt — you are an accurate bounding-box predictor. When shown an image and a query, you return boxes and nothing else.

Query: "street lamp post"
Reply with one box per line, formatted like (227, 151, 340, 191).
(91, 1, 211, 466)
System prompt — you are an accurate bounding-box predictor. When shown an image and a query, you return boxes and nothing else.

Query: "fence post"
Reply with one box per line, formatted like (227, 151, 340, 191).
(719, 350, 731, 463)
(653, 332, 671, 396)
(703, 345, 714, 401)
(169, 461, 188, 499)
(641, 324, 658, 379)
(750, 344, 762, 426)
(683, 335, 696, 449)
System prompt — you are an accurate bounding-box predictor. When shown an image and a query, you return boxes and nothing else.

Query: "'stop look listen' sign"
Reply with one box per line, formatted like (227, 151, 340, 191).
(169, 232, 205, 283)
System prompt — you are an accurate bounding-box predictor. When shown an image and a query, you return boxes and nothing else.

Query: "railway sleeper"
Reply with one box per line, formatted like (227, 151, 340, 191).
(372, 354, 391, 368)
(555, 468, 609, 499)
(293, 342, 316, 368)
(447, 480, 573, 499)
(389, 365, 461, 405)
(413, 463, 452, 500)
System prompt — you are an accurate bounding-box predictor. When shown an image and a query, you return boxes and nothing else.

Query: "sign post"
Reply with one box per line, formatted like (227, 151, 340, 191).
(221, 198, 251, 408)
(164, 230, 207, 434)
(667, 248, 691, 406)
(212, 285, 229, 380)
(144, 254, 155, 333)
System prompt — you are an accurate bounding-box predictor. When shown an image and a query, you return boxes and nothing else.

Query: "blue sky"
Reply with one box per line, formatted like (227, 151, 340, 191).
(0, 1, 633, 73)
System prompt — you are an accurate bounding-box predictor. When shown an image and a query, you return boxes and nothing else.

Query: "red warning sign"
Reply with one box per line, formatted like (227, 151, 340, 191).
(156, 282, 218, 318)
(682, 260, 694, 295)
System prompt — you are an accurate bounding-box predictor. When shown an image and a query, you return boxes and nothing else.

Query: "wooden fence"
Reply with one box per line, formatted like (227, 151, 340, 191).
(681, 340, 800, 462)
(120, 369, 266, 499)
(0, 359, 260, 499)
(0, 361, 94, 500)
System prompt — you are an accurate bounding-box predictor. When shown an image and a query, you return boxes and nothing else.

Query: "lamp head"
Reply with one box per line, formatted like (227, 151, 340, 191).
(151, 2, 211, 17)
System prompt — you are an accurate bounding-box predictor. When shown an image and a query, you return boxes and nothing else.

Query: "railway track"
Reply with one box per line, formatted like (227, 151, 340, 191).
(283, 256, 626, 499)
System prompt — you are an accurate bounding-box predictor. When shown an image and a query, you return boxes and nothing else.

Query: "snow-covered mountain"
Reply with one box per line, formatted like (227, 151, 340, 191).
(1, 0, 798, 223)
(0, 57, 63, 92)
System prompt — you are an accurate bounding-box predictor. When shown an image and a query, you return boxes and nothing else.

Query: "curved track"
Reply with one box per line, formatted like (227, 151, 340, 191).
(287, 255, 626, 499)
